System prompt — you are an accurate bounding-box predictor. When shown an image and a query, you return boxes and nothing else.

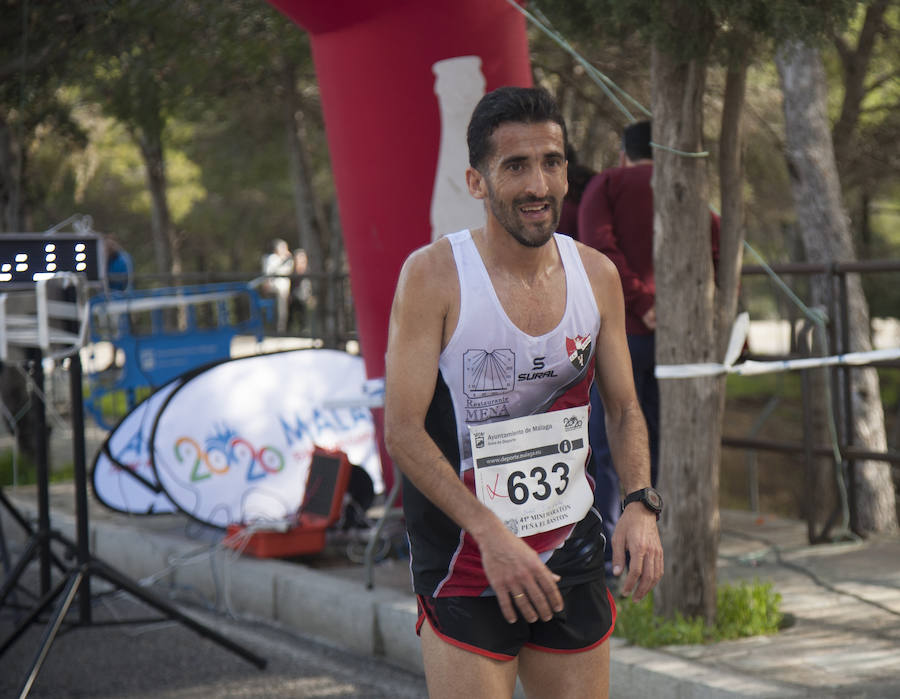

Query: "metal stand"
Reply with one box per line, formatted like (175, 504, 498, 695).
(0, 486, 53, 615)
(0, 351, 266, 698)
(364, 473, 403, 589)
(0, 352, 69, 609)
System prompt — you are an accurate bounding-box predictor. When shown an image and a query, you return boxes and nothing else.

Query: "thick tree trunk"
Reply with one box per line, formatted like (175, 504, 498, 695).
(297, 110, 333, 274)
(0, 114, 42, 462)
(282, 59, 325, 275)
(796, 322, 842, 540)
(650, 43, 720, 625)
(831, 0, 889, 176)
(0, 347, 44, 465)
(777, 40, 898, 536)
(716, 63, 748, 358)
(325, 202, 345, 347)
(136, 129, 176, 278)
(0, 113, 24, 232)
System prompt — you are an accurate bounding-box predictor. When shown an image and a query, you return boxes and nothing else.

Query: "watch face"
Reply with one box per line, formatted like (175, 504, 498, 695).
(646, 489, 662, 510)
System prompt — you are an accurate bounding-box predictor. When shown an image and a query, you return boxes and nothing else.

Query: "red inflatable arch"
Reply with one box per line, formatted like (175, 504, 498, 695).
(268, 0, 532, 488)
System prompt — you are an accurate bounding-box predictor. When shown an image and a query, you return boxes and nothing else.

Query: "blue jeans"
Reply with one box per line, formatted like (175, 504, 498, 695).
(589, 333, 659, 566)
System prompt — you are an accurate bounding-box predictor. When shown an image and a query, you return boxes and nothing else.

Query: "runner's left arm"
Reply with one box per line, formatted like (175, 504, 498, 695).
(578, 243, 663, 601)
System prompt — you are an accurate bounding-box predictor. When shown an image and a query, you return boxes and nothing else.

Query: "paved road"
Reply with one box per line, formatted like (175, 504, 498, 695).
(0, 574, 428, 699)
(5, 482, 900, 698)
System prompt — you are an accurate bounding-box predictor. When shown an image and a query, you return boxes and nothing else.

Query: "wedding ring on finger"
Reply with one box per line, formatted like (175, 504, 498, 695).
(511, 592, 526, 599)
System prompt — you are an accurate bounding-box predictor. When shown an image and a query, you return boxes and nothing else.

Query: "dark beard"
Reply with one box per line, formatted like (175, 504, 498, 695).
(486, 189, 560, 248)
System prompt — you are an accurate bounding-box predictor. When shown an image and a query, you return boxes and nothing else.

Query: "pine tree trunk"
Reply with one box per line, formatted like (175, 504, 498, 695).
(831, 0, 889, 175)
(137, 129, 176, 278)
(650, 43, 721, 625)
(716, 63, 747, 358)
(0, 113, 24, 232)
(776, 40, 898, 536)
(282, 59, 325, 274)
(0, 115, 43, 462)
(796, 320, 842, 540)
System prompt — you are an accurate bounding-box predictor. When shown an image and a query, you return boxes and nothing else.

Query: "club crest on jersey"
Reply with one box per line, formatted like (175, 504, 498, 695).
(566, 334, 591, 370)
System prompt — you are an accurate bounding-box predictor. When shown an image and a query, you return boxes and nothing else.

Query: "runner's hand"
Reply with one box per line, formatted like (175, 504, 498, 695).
(477, 525, 564, 624)
(610, 505, 663, 601)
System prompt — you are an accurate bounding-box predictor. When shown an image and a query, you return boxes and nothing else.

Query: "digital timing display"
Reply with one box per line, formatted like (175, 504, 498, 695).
(0, 234, 103, 287)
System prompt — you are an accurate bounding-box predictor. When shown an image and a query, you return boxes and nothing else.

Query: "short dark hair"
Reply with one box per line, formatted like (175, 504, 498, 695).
(467, 86, 568, 170)
(623, 121, 652, 161)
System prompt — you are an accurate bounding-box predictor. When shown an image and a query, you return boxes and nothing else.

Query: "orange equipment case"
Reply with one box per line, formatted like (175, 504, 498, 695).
(225, 449, 352, 558)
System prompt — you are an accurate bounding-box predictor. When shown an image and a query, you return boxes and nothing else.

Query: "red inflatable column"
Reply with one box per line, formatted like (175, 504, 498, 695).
(268, 0, 532, 489)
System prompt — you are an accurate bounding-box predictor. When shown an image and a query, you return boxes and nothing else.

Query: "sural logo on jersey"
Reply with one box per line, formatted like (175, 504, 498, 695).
(566, 334, 591, 370)
(517, 356, 558, 382)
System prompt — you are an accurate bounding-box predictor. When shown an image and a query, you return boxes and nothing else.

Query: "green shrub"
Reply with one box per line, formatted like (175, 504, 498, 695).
(89, 387, 151, 426)
(613, 580, 783, 648)
(715, 580, 783, 640)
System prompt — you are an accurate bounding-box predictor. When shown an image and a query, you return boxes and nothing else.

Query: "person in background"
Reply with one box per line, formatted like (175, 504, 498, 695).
(578, 120, 718, 583)
(105, 235, 134, 291)
(556, 143, 596, 240)
(263, 238, 294, 334)
(289, 248, 315, 336)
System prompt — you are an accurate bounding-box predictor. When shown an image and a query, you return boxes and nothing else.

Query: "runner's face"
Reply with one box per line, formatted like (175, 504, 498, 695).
(480, 121, 567, 248)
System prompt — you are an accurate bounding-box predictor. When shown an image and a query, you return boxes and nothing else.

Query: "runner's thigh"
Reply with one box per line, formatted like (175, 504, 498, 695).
(518, 639, 610, 699)
(420, 620, 519, 699)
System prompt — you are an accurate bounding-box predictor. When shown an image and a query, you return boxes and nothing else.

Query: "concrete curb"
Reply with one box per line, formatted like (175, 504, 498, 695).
(2, 495, 807, 698)
(3, 496, 423, 671)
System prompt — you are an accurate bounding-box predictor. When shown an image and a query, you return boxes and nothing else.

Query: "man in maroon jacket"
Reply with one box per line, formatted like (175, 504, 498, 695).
(578, 120, 719, 580)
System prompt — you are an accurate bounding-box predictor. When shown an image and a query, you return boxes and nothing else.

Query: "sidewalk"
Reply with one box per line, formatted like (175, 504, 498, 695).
(3, 484, 900, 698)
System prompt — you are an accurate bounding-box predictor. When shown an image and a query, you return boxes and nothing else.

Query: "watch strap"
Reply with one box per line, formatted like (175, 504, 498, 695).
(622, 487, 662, 520)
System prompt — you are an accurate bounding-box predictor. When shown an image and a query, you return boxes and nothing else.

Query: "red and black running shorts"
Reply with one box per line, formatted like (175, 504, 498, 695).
(416, 578, 616, 661)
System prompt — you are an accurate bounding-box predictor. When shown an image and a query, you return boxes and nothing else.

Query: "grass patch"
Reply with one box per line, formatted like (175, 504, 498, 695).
(0, 449, 75, 486)
(726, 372, 803, 401)
(613, 580, 783, 648)
(726, 356, 899, 415)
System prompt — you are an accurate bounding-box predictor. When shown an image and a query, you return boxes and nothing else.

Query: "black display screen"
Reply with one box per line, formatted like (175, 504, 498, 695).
(0, 234, 103, 288)
(301, 452, 343, 519)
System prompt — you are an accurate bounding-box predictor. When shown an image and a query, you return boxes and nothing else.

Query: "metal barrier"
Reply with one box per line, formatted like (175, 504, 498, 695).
(121, 271, 357, 349)
(84, 282, 274, 429)
(724, 259, 900, 538)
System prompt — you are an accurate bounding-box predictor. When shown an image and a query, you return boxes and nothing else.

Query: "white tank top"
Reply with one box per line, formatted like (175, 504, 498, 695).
(439, 230, 602, 478)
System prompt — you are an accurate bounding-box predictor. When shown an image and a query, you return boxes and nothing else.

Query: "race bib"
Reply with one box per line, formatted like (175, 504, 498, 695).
(469, 406, 592, 537)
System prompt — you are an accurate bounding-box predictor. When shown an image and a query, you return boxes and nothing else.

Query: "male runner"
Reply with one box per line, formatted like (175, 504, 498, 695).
(384, 86, 663, 699)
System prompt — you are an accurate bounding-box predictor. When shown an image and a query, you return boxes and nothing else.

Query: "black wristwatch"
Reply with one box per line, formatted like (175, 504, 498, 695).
(623, 487, 663, 520)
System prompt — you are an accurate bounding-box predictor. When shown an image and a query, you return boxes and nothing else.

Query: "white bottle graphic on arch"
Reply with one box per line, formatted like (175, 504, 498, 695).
(430, 55, 487, 242)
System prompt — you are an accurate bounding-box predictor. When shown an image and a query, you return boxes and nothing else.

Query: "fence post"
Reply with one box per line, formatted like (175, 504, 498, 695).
(837, 269, 857, 531)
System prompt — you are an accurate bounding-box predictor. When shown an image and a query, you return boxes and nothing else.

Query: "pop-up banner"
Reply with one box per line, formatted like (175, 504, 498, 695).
(92, 379, 182, 515)
(267, 0, 532, 488)
(150, 349, 382, 528)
